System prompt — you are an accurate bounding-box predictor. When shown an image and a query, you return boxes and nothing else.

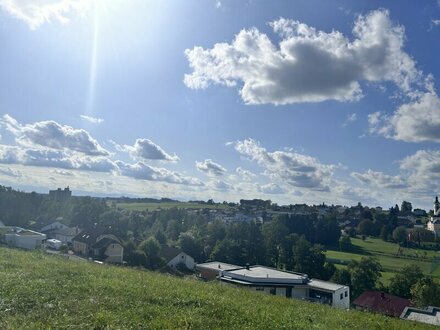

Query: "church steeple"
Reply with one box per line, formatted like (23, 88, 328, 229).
(434, 196, 440, 216)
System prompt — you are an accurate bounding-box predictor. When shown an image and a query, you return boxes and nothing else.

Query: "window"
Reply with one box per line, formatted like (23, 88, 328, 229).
(345, 291, 348, 297)
(255, 287, 264, 291)
(270, 288, 276, 295)
(340, 293, 343, 300)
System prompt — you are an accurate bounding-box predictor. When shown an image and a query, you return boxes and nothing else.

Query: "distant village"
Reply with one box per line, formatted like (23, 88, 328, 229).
(0, 186, 439, 326)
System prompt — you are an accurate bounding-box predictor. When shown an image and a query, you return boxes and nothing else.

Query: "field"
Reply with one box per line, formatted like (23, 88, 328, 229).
(326, 237, 440, 285)
(115, 202, 230, 212)
(0, 247, 432, 329)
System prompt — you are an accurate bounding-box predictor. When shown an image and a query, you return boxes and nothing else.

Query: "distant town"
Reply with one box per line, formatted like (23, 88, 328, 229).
(0, 185, 439, 326)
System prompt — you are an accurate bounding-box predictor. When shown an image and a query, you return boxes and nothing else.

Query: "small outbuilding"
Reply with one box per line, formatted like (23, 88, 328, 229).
(159, 246, 195, 270)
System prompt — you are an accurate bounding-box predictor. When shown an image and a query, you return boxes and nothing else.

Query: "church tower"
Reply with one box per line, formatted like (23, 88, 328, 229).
(434, 196, 440, 216)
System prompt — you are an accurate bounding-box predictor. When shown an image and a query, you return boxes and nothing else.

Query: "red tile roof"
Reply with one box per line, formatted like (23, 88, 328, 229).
(353, 291, 412, 317)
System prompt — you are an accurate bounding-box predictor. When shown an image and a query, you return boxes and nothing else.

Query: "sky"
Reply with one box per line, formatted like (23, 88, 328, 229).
(0, 0, 440, 210)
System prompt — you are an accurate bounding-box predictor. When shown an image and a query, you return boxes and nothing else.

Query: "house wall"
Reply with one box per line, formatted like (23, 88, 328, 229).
(55, 234, 74, 244)
(73, 241, 88, 255)
(198, 268, 218, 280)
(104, 243, 124, 264)
(168, 253, 195, 270)
(427, 220, 440, 236)
(5, 233, 45, 250)
(293, 288, 308, 299)
(332, 287, 350, 309)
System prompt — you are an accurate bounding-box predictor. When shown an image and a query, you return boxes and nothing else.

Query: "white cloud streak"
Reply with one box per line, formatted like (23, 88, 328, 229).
(195, 159, 227, 176)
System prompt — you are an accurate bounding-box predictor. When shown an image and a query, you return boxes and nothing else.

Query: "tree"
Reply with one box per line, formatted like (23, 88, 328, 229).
(139, 237, 162, 270)
(357, 219, 374, 236)
(339, 236, 352, 252)
(392, 226, 407, 245)
(388, 265, 424, 298)
(349, 257, 382, 299)
(408, 228, 435, 247)
(411, 277, 440, 307)
(178, 232, 204, 262)
(331, 268, 351, 286)
(400, 201, 412, 214)
(292, 237, 327, 279)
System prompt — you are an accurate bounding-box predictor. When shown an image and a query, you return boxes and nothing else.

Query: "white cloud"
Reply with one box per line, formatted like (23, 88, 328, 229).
(195, 159, 227, 176)
(343, 113, 357, 126)
(259, 183, 287, 194)
(116, 161, 203, 186)
(351, 169, 408, 189)
(234, 138, 335, 191)
(0, 166, 22, 177)
(236, 166, 256, 181)
(0, 0, 91, 30)
(215, 0, 221, 9)
(0, 144, 117, 172)
(369, 90, 440, 143)
(208, 179, 233, 191)
(1, 114, 109, 156)
(432, 19, 440, 26)
(184, 9, 420, 105)
(120, 138, 179, 162)
(80, 115, 104, 124)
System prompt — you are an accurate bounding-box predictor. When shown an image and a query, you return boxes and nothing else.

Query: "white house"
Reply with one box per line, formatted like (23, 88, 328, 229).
(427, 196, 440, 237)
(40, 220, 69, 233)
(219, 265, 350, 309)
(160, 246, 195, 270)
(3, 227, 46, 250)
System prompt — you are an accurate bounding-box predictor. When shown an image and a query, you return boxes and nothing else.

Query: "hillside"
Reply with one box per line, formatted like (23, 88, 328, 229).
(0, 248, 434, 329)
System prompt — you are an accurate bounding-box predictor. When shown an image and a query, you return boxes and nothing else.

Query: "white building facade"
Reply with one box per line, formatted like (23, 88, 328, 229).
(219, 265, 350, 309)
(427, 196, 440, 237)
(3, 227, 46, 250)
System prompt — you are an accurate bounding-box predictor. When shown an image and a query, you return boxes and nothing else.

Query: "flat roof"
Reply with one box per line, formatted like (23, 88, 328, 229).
(196, 262, 241, 271)
(226, 266, 306, 280)
(308, 279, 347, 292)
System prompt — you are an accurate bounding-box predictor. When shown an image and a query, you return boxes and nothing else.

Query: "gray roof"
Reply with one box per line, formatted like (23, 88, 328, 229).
(196, 262, 240, 271)
(401, 306, 440, 326)
(308, 279, 348, 292)
(220, 266, 308, 285)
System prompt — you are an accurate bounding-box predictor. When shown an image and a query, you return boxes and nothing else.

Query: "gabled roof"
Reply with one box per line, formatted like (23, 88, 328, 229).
(52, 227, 80, 236)
(92, 237, 121, 250)
(159, 246, 185, 262)
(73, 227, 107, 245)
(353, 291, 411, 317)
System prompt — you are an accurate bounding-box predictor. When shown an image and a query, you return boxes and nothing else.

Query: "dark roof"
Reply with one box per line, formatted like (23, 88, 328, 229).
(73, 227, 107, 245)
(159, 246, 184, 262)
(92, 237, 120, 250)
(353, 291, 412, 317)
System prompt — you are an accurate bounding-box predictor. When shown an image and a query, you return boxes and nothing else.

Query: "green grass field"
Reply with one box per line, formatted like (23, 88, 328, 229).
(115, 202, 230, 212)
(326, 237, 440, 284)
(0, 247, 432, 329)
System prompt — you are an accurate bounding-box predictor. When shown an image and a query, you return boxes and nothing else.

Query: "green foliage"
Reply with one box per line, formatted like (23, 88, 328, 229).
(339, 236, 352, 252)
(357, 219, 374, 236)
(392, 226, 407, 245)
(388, 265, 424, 298)
(348, 257, 382, 299)
(410, 277, 440, 308)
(293, 237, 328, 279)
(0, 247, 430, 329)
(138, 237, 162, 270)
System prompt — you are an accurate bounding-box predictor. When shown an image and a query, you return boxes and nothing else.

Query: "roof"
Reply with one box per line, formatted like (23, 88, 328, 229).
(220, 266, 308, 285)
(353, 291, 411, 317)
(196, 262, 241, 271)
(308, 279, 348, 292)
(400, 306, 440, 326)
(159, 246, 185, 262)
(52, 227, 80, 236)
(92, 237, 120, 250)
(73, 227, 107, 245)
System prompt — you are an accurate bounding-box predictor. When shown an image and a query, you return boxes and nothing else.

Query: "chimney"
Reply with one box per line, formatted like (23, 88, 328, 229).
(246, 263, 250, 270)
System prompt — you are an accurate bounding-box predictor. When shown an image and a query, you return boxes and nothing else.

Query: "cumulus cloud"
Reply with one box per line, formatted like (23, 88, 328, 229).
(351, 169, 408, 189)
(0, 144, 117, 172)
(1, 114, 109, 156)
(116, 161, 203, 186)
(0, 166, 22, 177)
(343, 113, 357, 126)
(120, 138, 179, 162)
(369, 90, 440, 143)
(80, 115, 104, 124)
(236, 166, 256, 181)
(209, 179, 233, 191)
(234, 138, 335, 191)
(400, 150, 440, 192)
(0, 0, 91, 30)
(184, 9, 420, 105)
(259, 183, 287, 194)
(195, 159, 227, 176)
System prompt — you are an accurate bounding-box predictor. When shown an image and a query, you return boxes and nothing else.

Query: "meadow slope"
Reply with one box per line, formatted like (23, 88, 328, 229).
(0, 247, 434, 329)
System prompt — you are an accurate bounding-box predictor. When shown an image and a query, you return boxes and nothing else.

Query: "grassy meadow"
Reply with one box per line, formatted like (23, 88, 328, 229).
(326, 237, 440, 285)
(0, 247, 432, 329)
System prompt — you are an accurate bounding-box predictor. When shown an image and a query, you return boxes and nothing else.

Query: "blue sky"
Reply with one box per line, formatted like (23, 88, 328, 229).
(0, 0, 440, 209)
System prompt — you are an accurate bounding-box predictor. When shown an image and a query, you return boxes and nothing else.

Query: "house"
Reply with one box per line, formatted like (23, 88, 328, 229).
(353, 291, 412, 317)
(72, 227, 124, 264)
(196, 262, 241, 280)
(218, 265, 350, 309)
(2, 227, 46, 250)
(400, 306, 440, 326)
(159, 246, 195, 270)
(53, 227, 80, 244)
(40, 220, 69, 234)
(49, 187, 72, 201)
(427, 196, 440, 237)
